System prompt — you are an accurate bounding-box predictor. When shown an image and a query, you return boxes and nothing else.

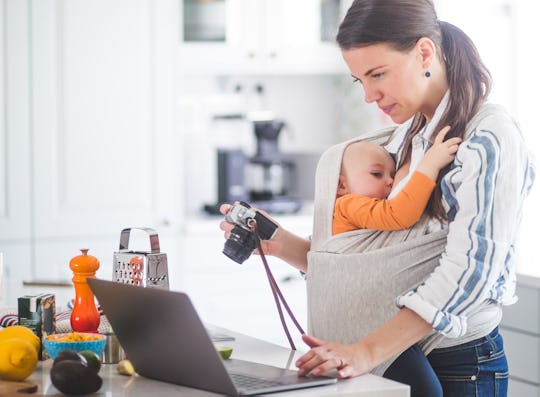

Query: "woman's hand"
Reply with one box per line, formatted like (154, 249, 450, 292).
(218, 203, 281, 257)
(296, 334, 372, 379)
(296, 308, 433, 379)
(219, 203, 311, 272)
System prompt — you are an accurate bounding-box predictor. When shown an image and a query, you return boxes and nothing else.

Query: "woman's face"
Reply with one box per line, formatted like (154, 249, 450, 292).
(342, 43, 431, 123)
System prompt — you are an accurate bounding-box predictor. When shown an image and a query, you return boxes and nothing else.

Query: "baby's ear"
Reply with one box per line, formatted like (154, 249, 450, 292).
(336, 175, 348, 197)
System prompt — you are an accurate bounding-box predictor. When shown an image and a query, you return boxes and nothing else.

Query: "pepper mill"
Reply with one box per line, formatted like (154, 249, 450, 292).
(70, 248, 101, 333)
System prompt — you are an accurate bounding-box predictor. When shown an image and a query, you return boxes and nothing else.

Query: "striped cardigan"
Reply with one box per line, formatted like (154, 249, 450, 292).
(388, 93, 536, 340)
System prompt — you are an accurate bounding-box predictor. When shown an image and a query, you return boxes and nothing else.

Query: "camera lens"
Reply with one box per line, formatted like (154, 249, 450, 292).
(223, 226, 258, 264)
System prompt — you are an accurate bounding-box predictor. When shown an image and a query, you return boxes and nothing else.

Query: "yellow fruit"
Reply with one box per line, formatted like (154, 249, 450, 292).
(0, 326, 40, 354)
(117, 359, 135, 376)
(217, 346, 233, 360)
(0, 338, 39, 381)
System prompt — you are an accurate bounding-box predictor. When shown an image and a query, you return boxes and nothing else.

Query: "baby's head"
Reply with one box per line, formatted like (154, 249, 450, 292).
(337, 141, 396, 199)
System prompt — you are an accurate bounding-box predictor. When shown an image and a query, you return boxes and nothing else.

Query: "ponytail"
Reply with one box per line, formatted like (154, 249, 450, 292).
(427, 21, 492, 219)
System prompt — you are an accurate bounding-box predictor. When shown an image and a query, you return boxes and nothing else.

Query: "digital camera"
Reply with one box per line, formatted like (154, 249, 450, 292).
(223, 201, 279, 264)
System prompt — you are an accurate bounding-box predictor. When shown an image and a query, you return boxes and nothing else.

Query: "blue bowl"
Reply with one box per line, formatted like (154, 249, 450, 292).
(43, 332, 106, 360)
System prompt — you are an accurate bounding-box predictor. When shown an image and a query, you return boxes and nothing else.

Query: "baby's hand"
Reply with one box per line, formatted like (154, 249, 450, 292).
(417, 126, 462, 180)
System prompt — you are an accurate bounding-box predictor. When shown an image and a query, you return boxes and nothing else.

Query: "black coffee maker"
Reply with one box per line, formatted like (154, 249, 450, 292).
(248, 119, 292, 200)
(204, 118, 302, 214)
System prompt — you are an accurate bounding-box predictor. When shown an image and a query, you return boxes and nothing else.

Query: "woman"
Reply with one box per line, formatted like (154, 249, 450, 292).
(220, 0, 535, 395)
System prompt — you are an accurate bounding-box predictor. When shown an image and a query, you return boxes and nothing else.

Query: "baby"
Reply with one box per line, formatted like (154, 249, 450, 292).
(332, 126, 461, 395)
(333, 126, 461, 234)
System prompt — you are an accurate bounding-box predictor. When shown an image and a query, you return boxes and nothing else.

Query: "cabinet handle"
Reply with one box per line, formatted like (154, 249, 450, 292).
(246, 51, 256, 59)
(23, 280, 72, 288)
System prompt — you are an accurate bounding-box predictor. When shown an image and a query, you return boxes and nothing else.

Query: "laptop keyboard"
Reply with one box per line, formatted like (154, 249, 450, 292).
(230, 373, 283, 390)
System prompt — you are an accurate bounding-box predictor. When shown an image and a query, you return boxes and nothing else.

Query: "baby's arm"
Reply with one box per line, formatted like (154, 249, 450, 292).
(334, 172, 435, 231)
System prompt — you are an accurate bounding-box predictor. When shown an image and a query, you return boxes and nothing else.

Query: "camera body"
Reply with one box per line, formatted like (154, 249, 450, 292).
(223, 201, 279, 264)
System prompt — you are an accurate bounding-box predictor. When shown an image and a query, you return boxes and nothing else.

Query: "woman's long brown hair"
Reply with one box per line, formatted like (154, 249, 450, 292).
(336, 0, 492, 219)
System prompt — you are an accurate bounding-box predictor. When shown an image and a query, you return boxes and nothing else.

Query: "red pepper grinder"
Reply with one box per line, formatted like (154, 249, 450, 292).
(70, 248, 101, 333)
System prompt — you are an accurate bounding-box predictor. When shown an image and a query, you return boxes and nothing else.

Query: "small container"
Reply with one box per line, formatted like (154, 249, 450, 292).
(101, 332, 125, 364)
(43, 332, 106, 360)
(18, 293, 56, 360)
(112, 228, 169, 289)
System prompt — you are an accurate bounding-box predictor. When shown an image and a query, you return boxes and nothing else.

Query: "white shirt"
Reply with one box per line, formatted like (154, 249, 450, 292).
(385, 92, 536, 339)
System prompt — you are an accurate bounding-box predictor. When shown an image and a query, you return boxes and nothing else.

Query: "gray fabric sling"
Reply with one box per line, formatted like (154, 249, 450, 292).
(305, 103, 504, 375)
(306, 128, 448, 375)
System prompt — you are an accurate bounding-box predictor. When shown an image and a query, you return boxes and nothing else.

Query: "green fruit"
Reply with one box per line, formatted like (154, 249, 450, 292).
(79, 350, 101, 373)
(217, 346, 233, 360)
(50, 360, 102, 395)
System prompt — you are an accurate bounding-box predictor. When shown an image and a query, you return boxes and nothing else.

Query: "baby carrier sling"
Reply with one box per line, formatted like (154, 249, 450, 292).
(306, 127, 448, 375)
(306, 103, 506, 374)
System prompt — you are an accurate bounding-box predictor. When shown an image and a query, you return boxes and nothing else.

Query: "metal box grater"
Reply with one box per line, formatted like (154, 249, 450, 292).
(112, 227, 169, 289)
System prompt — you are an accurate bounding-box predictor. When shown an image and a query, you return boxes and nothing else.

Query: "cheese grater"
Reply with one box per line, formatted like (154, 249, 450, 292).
(112, 227, 169, 289)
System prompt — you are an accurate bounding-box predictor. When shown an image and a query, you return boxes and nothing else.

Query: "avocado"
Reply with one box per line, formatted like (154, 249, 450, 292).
(50, 360, 102, 395)
(79, 350, 101, 373)
(53, 349, 86, 367)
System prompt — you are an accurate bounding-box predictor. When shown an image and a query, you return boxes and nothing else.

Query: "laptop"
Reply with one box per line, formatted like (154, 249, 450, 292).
(88, 278, 337, 396)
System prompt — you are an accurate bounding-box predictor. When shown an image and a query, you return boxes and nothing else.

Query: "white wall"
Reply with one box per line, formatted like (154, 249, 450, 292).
(437, 0, 540, 276)
(177, 0, 540, 277)
(177, 74, 386, 214)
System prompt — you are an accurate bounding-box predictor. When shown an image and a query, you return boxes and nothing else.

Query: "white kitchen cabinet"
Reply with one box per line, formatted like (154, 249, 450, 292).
(178, 0, 351, 75)
(31, 0, 181, 239)
(500, 274, 540, 396)
(0, 0, 183, 305)
(0, 0, 32, 241)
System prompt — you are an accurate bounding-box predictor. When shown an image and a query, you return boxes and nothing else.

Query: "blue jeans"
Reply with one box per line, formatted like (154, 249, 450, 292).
(427, 327, 508, 397)
(384, 344, 443, 397)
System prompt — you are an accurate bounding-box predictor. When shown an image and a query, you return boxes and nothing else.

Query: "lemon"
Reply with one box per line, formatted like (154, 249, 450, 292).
(0, 326, 40, 354)
(217, 346, 233, 360)
(0, 338, 39, 381)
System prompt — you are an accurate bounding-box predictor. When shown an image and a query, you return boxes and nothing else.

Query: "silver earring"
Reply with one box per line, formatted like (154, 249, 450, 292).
(425, 71, 431, 78)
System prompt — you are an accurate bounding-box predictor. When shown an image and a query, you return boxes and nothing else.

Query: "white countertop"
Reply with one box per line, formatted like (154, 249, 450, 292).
(27, 326, 409, 396)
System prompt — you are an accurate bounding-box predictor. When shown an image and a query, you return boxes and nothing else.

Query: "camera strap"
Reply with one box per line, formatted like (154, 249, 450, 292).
(255, 236, 305, 350)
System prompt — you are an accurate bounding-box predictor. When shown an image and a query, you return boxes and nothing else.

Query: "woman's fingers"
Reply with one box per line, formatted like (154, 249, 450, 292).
(296, 348, 332, 376)
(219, 220, 234, 239)
(219, 203, 234, 238)
(296, 335, 357, 378)
(219, 203, 232, 215)
(301, 333, 325, 348)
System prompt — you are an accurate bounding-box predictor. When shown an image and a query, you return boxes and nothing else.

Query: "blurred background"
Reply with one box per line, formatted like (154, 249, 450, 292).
(0, 0, 538, 373)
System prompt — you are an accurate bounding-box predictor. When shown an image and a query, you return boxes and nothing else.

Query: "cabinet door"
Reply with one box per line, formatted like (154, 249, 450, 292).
(30, 0, 182, 239)
(260, 0, 348, 75)
(179, 0, 351, 75)
(0, 0, 32, 240)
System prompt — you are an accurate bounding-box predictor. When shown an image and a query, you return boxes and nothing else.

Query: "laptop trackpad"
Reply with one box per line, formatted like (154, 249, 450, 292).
(225, 358, 296, 378)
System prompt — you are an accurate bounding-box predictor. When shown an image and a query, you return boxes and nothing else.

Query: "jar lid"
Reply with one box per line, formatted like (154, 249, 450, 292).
(69, 248, 100, 272)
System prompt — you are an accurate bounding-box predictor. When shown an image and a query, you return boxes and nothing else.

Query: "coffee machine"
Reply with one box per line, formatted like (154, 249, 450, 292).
(204, 117, 302, 214)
